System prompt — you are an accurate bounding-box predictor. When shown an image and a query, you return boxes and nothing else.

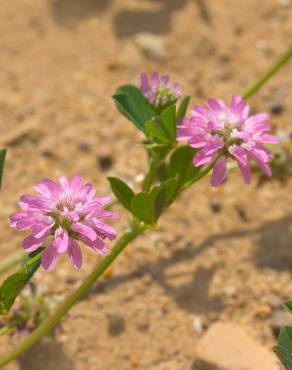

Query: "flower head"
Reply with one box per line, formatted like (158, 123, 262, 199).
(140, 71, 182, 108)
(10, 176, 118, 271)
(177, 96, 278, 186)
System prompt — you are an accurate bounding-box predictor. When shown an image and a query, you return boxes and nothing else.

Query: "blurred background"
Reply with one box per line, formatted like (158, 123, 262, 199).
(0, 0, 291, 369)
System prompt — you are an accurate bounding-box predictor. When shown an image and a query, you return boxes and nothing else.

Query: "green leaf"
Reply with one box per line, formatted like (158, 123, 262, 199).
(0, 149, 7, 189)
(0, 248, 43, 315)
(168, 146, 200, 189)
(284, 301, 292, 314)
(131, 192, 157, 225)
(176, 96, 190, 123)
(108, 177, 135, 212)
(131, 178, 177, 225)
(145, 120, 170, 144)
(113, 85, 156, 133)
(160, 104, 177, 142)
(157, 162, 168, 181)
(274, 326, 292, 370)
(153, 178, 177, 219)
(0, 273, 28, 315)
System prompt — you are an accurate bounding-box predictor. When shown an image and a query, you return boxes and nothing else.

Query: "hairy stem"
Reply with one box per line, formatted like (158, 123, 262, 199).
(242, 44, 292, 100)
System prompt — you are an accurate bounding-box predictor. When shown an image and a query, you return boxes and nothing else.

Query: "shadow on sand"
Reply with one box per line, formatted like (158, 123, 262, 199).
(85, 214, 292, 315)
(18, 338, 74, 370)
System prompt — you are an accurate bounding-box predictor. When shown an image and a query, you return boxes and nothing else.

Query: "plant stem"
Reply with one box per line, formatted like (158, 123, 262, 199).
(143, 155, 160, 191)
(0, 322, 17, 337)
(0, 224, 144, 368)
(242, 44, 292, 100)
(0, 251, 24, 276)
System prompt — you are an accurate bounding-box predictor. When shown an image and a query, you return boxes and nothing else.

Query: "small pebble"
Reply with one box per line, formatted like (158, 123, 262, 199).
(65, 276, 77, 285)
(279, 0, 290, 5)
(223, 285, 237, 298)
(270, 309, 291, 338)
(267, 294, 283, 309)
(210, 198, 222, 213)
(253, 304, 272, 318)
(78, 141, 91, 153)
(41, 148, 55, 158)
(134, 173, 144, 184)
(268, 102, 284, 115)
(107, 312, 126, 336)
(137, 322, 149, 333)
(128, 354, 140, 368)
(235, 204, 249, 222)
(134, 32, 166, 60)
(98, 155, 113, 171)
(193, 317, 204, 335)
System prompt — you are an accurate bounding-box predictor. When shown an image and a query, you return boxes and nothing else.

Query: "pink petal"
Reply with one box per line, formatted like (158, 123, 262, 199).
(59, 176, 70, 190)
(193, 151, 214, 166)
(151, 71, 159, 87)
(80, 236, 109, 255)
(231, 95, 242, 109)
(250, 152, 272, 176)
(192, 105, 210, 119)
(41, 243, 58, 271)
(228, 144, 248, 166)
(245, 113, 270, 126)
(231, 96, 249, 118)
(22, 234, 45, 252)
(32, 223, 53, 239)
(19, 195, 48, 211)
(54, 227, 69, 253)
(211, 156, 228, 187)
(259, 134, 279, 144)
(72, 223, 97, 241)
(189, 134, 209, 148)
(67, 239, 82, 269)
(93, 220, 117, 241)
(70, 176, 84, 193)
(96, 210, 119, 219)
(10, 213, 34, 230)
(67, 211, 79, 222)
(36, 179, 60, 199)
(140, 73, 149, 91)
(206, 99, 222, 112)
(95, 196, 112, 205)
(237, 160, 251, 184)
(248, 146, 273, 176)
(160, 75, 169, 86)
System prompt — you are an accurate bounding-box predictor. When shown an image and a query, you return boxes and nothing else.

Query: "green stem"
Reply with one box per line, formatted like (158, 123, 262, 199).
(0, 252, 24, 276)
(0, 224, 144, 368)
(242, 44, 292, 100)
(143, 155, 160, 191)
(0, 322, 17, 337)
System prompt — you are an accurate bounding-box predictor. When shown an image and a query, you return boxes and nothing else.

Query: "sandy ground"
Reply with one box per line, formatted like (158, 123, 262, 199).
(0, 0, 291, 369)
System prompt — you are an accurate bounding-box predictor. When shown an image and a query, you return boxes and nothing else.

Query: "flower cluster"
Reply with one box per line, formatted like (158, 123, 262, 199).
(10, 176, 117, 271)
(9, 76, 280, 274)
(177, 96, 278, 186)
(140, 71, 182, 108)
